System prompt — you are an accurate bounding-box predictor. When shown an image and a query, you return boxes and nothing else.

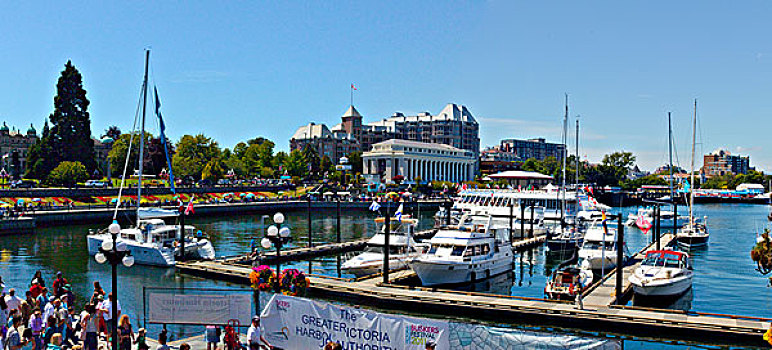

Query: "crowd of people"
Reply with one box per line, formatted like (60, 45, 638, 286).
(0, 271, 155, 350)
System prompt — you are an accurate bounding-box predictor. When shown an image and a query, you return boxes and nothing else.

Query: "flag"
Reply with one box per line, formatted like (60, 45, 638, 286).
(185, 197, 195, 215)
(368, 200, 381, 212)
(601, 211, 607, 222)
(395, 203, 404, 222)
(683, 180, 691, 192)
(155, 86, 176, 194)
(636, 214, 652, 232)
(351, 83, 357, 90)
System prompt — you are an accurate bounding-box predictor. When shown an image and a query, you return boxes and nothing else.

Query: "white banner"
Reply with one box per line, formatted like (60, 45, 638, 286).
(261, 294, 620, 350)
(147, 293, 252, 325)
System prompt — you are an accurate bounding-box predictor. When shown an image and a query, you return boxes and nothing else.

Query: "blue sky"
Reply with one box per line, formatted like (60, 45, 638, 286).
(1, 1, 770, 172)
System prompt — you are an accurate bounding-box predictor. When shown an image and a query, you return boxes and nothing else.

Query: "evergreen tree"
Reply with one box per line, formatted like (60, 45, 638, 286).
(26, 61, 96, 179)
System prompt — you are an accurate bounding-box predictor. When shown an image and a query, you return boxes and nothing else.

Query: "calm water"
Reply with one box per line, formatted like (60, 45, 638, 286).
(0, 204, 769, 347)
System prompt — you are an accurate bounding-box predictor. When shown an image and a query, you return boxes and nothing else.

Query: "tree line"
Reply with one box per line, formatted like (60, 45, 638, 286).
(22, 61, 366, 187)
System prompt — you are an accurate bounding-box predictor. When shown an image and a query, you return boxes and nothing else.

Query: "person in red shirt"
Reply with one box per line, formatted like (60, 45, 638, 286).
(52, 272, 67, 298)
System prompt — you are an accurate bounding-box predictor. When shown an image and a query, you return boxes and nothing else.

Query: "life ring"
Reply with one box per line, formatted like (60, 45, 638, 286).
(569, 284, 574, 295)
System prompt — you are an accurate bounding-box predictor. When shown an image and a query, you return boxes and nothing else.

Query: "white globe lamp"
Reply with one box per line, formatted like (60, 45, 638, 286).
(279, 227, 291, 238)
(95, 253, 107, 264)
(273, 212, 285, 224)
(122, 255, 135, 267)
(109, 222, 121, 234)
(101, 240, 113, 251)
(267, 225, 279, 238)
(261, 238, 272, 249)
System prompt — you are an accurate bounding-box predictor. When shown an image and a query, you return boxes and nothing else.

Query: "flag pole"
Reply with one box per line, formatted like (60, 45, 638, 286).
(350, 84, 353, 106)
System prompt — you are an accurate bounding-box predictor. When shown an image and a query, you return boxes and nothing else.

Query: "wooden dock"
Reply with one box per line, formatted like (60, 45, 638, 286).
(219, 229, 439, 265)
(583, 233, 676, 306)
(175, 233, 769, 347)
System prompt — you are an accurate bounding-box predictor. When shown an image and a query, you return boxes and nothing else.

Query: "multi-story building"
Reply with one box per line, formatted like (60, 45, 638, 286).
(702, 149, 751, 177)
(289, 103, 481, 171)
(479, 146, 523, 175)
(289, 120, 359, 163)
(0, 123, 39, 176)
(499, 138, 565, 161)
(362, 139, 476, 184)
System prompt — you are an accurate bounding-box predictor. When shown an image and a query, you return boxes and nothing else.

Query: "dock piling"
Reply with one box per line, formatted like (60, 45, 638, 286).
(520, 201, 525, 239)
(444, 200, 451, 227)
(655, 206, 661, 250)
(336, 197, 341, 244)
(615, 215, 624, 305)
(383, 202, 391, 284)
(529, 203, 534, 238)
(509, 203, 514, 243)
(307, 197, 313, 248)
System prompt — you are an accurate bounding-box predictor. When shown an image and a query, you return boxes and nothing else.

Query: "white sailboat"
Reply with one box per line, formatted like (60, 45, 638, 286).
(87, 50, 215, 267)
(675, 100, 709, 248)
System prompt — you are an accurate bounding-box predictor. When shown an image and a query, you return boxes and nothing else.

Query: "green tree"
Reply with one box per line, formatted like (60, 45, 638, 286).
(320, 155, 333, 176)
(47, 161, 88, 187)
(27, 61, 96, 179)
(107, 133, 153, 177)
(347, 151, 363, 174)
(621, 174, 668, 190)
(284, 149, 307, 176)
(172, 134, 222, 179)
(201, 158, 225, 180)
(302, 146, 320, 178)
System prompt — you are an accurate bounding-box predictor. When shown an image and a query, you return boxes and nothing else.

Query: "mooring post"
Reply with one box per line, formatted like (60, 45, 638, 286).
(615, 215, 624, 305)
(307, 196, 313, 248)
(444, 200, 452, 227)
(509, 203, 514, 243)
(520, 200, 525, 240)
(529, 203, 535, 239)
(656, 205, 661, 250)
(178, 206, 186, 262)
(673, 202, 678, 233)
(383, 202, 391, 284)
(336, 197, 341, 244)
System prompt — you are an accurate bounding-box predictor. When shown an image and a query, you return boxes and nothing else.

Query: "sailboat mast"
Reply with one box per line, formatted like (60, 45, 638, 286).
(575, 117, 579, 189)
(137, 49, 150, 214)
(561, 94, 568, 221)
(690, 99, 697, 225)
(668, 112, 674, 201)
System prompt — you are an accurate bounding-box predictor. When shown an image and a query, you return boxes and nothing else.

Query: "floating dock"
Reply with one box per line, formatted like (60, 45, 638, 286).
(176, 233, 768, 347)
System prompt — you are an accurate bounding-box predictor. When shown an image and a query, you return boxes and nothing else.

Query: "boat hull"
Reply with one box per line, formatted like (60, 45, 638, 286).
(87, 235, 176, 267)
(631, 276, 692, 296)
(675, 234, 709, 248)
(410, 254, 513, 287)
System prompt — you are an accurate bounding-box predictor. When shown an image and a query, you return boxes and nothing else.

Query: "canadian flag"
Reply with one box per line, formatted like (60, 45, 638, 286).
(636, 215, 652, 232)
(180, 196, 195, 215)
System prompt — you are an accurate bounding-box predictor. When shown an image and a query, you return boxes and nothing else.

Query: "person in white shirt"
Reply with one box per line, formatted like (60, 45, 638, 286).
(246, 316, 272, 350)
(4, 288, 22, 312)
(99, 292, 121, 342)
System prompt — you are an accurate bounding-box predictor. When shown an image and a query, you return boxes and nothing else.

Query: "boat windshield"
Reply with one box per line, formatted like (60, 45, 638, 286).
(642, 252, 685, 268)
(364, 245, 405, 255)
(428, 244, 465, 256)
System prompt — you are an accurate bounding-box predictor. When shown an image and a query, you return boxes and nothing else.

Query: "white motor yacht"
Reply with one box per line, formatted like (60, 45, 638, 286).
(410, 216, 514, 286)
(342, 217, 425, 277)
(87, 217, 216, 267)
(629, 250, 693, 296)
(546, 225, 583, 251)
(578, 221, 626, 271)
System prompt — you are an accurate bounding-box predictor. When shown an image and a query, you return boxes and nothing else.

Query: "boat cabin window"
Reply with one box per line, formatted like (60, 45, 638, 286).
(583, 241, 615, 250)
(121, 233, 137, 241)
(451, 246, 465, 256)
(364, 245, 404, 255)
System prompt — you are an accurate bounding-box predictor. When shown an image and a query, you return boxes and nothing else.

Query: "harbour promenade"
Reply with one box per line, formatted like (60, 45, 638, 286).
(0, 198, 446, 232)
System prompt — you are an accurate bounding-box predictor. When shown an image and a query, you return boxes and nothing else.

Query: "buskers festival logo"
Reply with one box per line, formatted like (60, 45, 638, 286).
(276, 300, 291, 312)
(404, 323, 440, 346)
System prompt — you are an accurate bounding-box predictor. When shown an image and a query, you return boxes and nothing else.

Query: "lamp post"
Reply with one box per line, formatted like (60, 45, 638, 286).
(337, 156, 351, 188)
(94, 221, 134, 350)
(261, 212, 291, 292)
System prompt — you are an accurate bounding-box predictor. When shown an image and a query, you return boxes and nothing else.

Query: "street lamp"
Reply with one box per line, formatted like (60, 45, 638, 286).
(261, 212, 291, 292)
(337, 156, 351, 189)
(94, 221, 133, 350)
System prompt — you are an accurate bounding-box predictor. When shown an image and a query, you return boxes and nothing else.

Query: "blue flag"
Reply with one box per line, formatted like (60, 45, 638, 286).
(369, 200, 381, 212)
(155, 86, 175, 194)
(394, 203, 403, 222)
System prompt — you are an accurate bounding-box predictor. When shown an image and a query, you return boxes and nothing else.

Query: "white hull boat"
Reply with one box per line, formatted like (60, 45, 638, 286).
(342, 217, 424, 277)
(410, 215, 514, 286)
(629, 250, 693, 296)
(578, 221, 626, 271)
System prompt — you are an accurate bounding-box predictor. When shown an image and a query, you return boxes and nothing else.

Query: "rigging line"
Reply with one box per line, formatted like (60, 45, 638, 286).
(112, 80, 145, 221)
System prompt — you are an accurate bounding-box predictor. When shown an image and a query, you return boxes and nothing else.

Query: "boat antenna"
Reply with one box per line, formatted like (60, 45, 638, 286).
(137, 49, 150, 221)
(575, 115, 580, 190)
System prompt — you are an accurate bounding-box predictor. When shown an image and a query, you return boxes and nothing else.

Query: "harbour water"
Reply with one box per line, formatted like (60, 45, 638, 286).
(0, 203, 769, 347)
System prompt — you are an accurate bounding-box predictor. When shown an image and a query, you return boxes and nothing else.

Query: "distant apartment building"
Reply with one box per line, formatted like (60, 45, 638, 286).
(289, 103, 481, 170)
(479, 147, 523, 175)
(499, 138, 566, 161)
(702, 149, 751, 177)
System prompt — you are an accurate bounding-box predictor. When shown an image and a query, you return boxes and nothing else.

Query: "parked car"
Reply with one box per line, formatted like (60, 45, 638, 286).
(10, 179, 38, 189)
(85, 180, 108, 188)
